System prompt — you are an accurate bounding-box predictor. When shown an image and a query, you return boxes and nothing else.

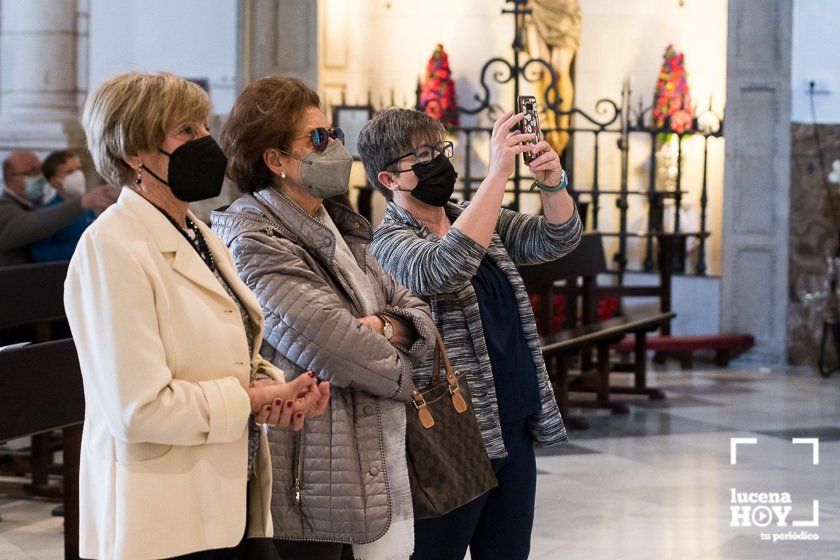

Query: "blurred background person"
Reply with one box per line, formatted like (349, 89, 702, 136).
(0, 150, 115, 266)
(30, 150, 114, 262)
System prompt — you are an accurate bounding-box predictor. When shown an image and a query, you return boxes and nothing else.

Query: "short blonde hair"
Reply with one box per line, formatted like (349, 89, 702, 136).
(82, 71, 211, 186)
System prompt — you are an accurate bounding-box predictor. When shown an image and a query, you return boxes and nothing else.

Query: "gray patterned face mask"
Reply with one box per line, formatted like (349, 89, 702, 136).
(281, 140, 353, 199)
(23, 175, 48, 203)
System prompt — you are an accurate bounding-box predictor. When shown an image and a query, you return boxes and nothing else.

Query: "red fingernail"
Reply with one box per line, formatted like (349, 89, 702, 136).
(274, 399, 282, 406)
(308, 371, 317, 378)
(286, 401, 294, 408)
(296, 413, 303, 419)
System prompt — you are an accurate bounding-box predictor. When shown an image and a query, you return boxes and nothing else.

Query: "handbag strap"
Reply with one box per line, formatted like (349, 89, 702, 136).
(411, 328, 468, 422)
(413, 328, 457, 400)
(431, 329, 457, 386)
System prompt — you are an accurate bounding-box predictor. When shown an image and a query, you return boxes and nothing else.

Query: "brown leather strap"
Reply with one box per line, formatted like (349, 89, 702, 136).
(414, 327, 456, 395)
(430, 330, 457, 386)
(437, 330, 457, 384)
(432, 337, 441, 383)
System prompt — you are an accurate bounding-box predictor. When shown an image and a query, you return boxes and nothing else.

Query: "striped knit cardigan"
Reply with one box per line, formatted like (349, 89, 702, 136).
(369, 200, 583, 459)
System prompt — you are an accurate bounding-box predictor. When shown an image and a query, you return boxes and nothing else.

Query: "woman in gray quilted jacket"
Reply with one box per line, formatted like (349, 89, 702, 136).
(359, 108, 582, 560)
(211, 77, 437, 560)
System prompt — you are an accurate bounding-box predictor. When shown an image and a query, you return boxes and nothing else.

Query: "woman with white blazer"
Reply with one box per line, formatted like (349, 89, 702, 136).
(65, 71, 330, 560)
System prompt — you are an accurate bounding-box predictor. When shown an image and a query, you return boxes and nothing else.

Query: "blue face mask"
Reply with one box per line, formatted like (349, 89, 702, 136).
(23, 175, 48, 203)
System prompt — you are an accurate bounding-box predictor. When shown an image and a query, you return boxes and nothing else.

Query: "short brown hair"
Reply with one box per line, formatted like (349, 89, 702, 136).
(41, 150, 77, 181)
(83, 71, 211, 186)
(221, 76, 320, 193)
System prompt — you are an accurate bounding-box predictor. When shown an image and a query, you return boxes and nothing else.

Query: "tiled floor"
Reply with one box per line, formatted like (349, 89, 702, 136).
(2, 363, 839, 559)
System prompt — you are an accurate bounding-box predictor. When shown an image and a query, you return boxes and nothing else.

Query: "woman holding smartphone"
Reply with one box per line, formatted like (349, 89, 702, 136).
(358, 107, 582, 560)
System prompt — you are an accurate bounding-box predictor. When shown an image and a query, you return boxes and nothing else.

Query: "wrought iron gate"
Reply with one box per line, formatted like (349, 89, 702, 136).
(415, 0, 723, 278)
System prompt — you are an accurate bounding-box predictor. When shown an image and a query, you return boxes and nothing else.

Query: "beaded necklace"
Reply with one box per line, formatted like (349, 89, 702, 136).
(154, 206, 216, 272)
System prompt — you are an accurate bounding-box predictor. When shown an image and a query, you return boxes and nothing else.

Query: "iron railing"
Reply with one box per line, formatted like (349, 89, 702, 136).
(415, 0, 723, 277)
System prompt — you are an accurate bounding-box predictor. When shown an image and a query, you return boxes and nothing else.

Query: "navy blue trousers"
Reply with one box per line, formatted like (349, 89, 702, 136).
(411, 419, 537, 560)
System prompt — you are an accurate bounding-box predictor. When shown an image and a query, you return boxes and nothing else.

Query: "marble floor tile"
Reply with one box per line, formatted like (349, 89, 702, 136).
(665, 383, 758, 395)
(756, 426, 840, 441)
(534, 443, 600, 457)
(696, 534, 840, 559)
(3, 364, 839, 559)
(622, 393, 722, 408)
(567, 409, 730, 439)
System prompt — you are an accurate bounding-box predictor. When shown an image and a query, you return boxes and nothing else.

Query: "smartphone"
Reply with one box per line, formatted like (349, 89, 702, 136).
(517, 95, 542, 164)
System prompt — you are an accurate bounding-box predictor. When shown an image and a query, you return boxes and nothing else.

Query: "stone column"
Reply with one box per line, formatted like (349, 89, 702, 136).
(0, 0, 87, 155)
(720, 0, 793, 364)
(238, 0, 318, 89)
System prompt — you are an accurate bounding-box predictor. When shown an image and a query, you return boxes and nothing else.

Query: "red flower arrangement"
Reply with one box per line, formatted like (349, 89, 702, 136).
(652, 44, 693, 134)
(419, 44, 460, 130)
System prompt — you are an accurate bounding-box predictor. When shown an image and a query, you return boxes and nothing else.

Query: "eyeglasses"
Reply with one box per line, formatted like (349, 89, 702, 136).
(291, 127, 345, 152)
(385, 141, 454, 173)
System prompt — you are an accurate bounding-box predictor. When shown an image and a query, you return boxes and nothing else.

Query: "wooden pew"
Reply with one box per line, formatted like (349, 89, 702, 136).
(0, 262, 70, 496)
(518, 233, 674, 427)
(609, 233, 755, 368)
(0, 339, 83, 560)
(0, 261, 69, 331)
(596, 232, 677, 400)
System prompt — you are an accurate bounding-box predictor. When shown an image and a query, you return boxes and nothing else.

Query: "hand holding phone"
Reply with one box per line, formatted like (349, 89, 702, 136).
(486, 111, 537, 182)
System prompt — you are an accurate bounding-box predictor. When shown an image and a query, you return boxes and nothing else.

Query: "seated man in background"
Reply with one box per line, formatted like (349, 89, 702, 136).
(30, 150, 109, 262)
(0, 150, 116, 266)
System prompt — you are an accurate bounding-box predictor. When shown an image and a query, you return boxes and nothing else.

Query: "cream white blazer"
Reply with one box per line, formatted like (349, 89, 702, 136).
(65, 188, 274, 560)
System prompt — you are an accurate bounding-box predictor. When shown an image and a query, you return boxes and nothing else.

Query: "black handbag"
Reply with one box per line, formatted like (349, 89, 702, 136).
(405, 330, 498, 519)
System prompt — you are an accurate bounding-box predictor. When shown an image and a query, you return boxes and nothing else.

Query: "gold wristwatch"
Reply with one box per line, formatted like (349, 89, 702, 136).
(376, 314, 394, 341)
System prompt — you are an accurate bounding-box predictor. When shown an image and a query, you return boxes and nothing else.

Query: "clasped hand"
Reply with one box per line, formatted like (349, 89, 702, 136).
(246, 373, 330, 431)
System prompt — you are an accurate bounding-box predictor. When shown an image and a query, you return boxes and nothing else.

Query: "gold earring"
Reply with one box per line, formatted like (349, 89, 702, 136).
(135, 165, 143, 185)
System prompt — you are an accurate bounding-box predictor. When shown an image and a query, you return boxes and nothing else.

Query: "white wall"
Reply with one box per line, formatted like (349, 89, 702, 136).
(331, 0, 727, 274)
(318, 0, 518, 224)
(791, 0, 840, 124)
(84, 0, 730, 273)
(88, 0, 239, 114)
(573, 0, 727, 276)
(320, 0, 511, 112)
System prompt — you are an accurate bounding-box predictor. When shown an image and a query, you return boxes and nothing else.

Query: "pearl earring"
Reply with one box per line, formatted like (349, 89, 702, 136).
(280, 170, 287, 179)
(135, 165, 143, 185)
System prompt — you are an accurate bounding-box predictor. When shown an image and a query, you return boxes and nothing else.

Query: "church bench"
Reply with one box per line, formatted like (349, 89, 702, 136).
(518, 233, 675, 428)
(0, 339, 83, 559)
(0, 262, 70, 502)
(613, 333, 756, 369)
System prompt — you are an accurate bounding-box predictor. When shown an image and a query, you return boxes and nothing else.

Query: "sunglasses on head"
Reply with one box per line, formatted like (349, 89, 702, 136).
(292, 127, 346, 152)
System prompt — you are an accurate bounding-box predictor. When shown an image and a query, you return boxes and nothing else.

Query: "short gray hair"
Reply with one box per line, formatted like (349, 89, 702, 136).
(357, 108, 444, 200)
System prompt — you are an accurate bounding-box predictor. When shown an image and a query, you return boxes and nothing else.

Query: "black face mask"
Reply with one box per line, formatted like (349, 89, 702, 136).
(142, 136, 228, 202)
(409, 153, 458, 207)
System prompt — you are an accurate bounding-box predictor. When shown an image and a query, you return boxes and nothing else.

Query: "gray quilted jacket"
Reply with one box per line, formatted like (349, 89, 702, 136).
(211, 188, 435, 544)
